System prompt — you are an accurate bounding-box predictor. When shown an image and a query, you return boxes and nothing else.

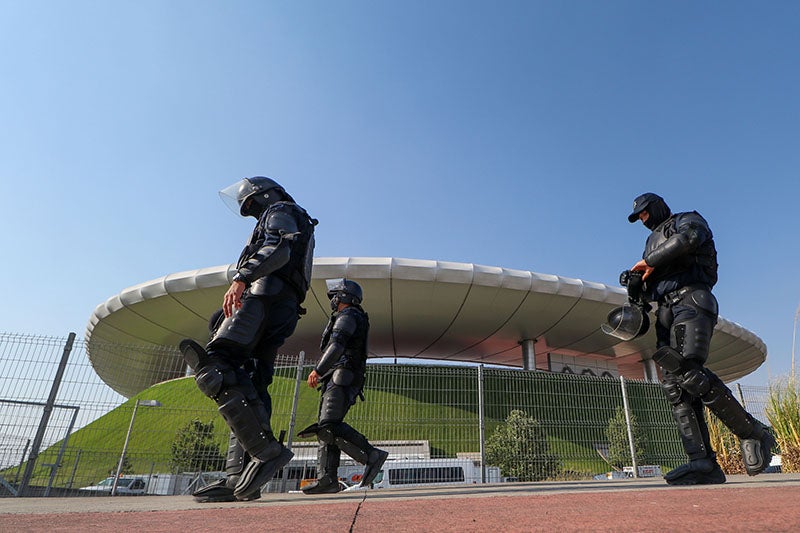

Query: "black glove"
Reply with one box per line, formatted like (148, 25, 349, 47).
(619, 270, 651, 312)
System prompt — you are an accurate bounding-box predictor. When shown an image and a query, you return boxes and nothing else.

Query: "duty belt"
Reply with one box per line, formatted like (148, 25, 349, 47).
(661, 284, 709, 306)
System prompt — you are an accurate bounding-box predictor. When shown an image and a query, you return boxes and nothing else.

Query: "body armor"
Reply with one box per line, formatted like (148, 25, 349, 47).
(303, 292, 387, 493)
(627, 196, 773, 484)
(235, 201, 317, 301)
(641, 211, 718, 302)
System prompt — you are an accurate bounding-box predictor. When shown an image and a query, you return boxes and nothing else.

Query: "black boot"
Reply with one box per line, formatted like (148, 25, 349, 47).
(194, 433, 252, 502)
(304, 442, 341, 494)
(302, 475, 341, 494)
(359, 449, 389, 488)
(233, 442, 294, 500)
(664, 456, 726, 485)
(192, 477, 241, 503)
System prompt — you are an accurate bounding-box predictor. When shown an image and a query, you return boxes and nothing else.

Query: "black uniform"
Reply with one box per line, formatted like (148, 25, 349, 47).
(301, 286, 388, 494)
(628, 193, 774, 485)
(182, 177, 316, 501)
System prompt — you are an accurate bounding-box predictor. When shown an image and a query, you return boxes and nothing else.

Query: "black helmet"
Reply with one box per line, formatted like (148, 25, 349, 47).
(219, 176, 290, 218)
(326, 278, 363, 311)
(627, 193, 671, 229)
(601, 304, 650, 341)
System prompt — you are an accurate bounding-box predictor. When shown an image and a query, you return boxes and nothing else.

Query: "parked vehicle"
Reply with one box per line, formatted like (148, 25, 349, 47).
(337, 458, 502, 490)
(78, 476, 147, 495)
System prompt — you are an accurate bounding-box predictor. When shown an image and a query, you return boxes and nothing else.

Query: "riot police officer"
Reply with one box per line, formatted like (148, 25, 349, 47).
(620, 192, 774, 485)
(183, 310, 271, 503)
(300, 279, 388, 494)
(180, 176, 317, 501)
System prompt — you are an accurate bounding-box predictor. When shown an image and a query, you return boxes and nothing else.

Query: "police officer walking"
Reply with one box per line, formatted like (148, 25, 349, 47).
(180, 176, 317, 501)
(300, 279, 388, 493)
(616, 192, 774, 485)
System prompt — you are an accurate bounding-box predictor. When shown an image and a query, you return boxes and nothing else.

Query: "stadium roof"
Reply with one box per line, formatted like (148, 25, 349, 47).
(86, 257, 767, 398)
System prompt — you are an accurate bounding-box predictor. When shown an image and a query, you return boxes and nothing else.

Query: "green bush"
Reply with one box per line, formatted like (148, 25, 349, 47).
(605, 406, 647, 469)
(485, 409, 562, 481)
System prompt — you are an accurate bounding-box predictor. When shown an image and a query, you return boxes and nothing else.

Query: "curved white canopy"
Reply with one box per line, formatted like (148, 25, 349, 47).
(86, 257, 767, 397)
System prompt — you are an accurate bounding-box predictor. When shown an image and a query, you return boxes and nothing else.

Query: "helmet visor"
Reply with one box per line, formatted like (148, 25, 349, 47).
(219, 179, 256, 217)
(601, 304, 645, 341)
(326, 278, 345, 299)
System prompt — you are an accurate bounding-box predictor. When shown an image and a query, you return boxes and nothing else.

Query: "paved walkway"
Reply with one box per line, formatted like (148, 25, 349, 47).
(2, 474, 800, 531)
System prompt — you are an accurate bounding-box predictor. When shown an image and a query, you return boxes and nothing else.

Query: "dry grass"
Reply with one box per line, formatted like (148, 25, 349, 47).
(705, 410, 746, 474)
(766, 375, 800, 473)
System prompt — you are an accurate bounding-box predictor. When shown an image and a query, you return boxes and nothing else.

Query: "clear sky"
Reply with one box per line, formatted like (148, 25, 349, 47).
(1, 1, 798, 387)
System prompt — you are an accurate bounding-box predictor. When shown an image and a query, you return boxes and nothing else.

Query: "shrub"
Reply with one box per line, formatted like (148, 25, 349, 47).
(605, 406, 647, 470)
(169, 419, 226, 474)
(485, 409, 562, 481)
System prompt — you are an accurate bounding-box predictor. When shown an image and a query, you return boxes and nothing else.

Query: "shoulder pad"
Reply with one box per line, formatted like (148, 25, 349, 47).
(332, 310, 359, 334)
(675, 211, 711, 231)
(265, 208, 299, 234)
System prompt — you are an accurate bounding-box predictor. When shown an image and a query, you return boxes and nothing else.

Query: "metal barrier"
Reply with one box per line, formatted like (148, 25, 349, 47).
(0, 332, 773, 496)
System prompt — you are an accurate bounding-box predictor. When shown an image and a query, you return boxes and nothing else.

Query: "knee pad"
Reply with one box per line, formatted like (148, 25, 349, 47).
(680, 368, 711, 397)
(196, 364, 234, 399)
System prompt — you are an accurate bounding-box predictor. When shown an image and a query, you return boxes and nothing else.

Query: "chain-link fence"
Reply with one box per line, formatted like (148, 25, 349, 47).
(0, 332, 773, 497)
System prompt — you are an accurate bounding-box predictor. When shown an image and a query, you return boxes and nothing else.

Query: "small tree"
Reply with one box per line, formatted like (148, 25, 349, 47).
(169, 419, 225, 474)
(108, 456, 133, 477)
(605, 406, 647, 470)
(485, 409, 562, 481)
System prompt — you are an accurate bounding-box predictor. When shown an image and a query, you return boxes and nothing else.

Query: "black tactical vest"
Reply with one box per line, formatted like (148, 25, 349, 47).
(644, 211, 718, 298)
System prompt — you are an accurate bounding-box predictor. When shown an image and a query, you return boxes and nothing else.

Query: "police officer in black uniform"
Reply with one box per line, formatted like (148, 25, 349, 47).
(180, 176, 317, 501)
(184, 310, 272, 503)
(623, 192, 774, 485)
(300, 279, 388, 493)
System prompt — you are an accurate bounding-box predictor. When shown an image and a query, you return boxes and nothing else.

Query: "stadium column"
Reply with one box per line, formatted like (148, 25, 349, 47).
(642, 358, 659, 382)
(520, 338, 536, 370)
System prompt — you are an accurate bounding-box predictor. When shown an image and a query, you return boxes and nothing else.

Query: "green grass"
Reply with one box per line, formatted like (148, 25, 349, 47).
(5, 366, 682, 489)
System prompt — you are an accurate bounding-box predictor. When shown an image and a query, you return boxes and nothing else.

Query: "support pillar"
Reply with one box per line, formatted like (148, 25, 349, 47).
(642, 358, 659, 382)
(520, 339, 536, 371)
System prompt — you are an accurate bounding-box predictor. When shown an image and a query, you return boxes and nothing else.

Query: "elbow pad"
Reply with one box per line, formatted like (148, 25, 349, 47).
(316, 341, 345, 376)
(238, 208, 300, 282)
(645, 233, 691, 268)
(238, 242, 290, 282)
(315, 312, 358, 375)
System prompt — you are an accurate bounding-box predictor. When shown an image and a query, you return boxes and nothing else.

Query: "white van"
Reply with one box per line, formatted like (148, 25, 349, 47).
(337, 458, 501, 490)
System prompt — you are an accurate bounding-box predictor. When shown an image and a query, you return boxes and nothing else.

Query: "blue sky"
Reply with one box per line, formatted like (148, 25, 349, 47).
(1, 1, 798, 386)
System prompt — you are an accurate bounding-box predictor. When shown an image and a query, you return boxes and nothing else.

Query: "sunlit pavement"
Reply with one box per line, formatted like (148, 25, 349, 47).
(3, 473, 799, 515)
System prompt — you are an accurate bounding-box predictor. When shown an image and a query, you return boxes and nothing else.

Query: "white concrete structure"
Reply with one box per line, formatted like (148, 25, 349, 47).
(86, 257, 766, 397)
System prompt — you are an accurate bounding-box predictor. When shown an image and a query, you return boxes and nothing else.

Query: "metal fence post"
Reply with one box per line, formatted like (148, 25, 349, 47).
(619, 376, 639, 478)
(281, 350, 305, 492)
(44, 405, 80, 496)
(736, 383, 747, 409)
(478, 364, 486, 483)
(17, 332, 76, 497)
